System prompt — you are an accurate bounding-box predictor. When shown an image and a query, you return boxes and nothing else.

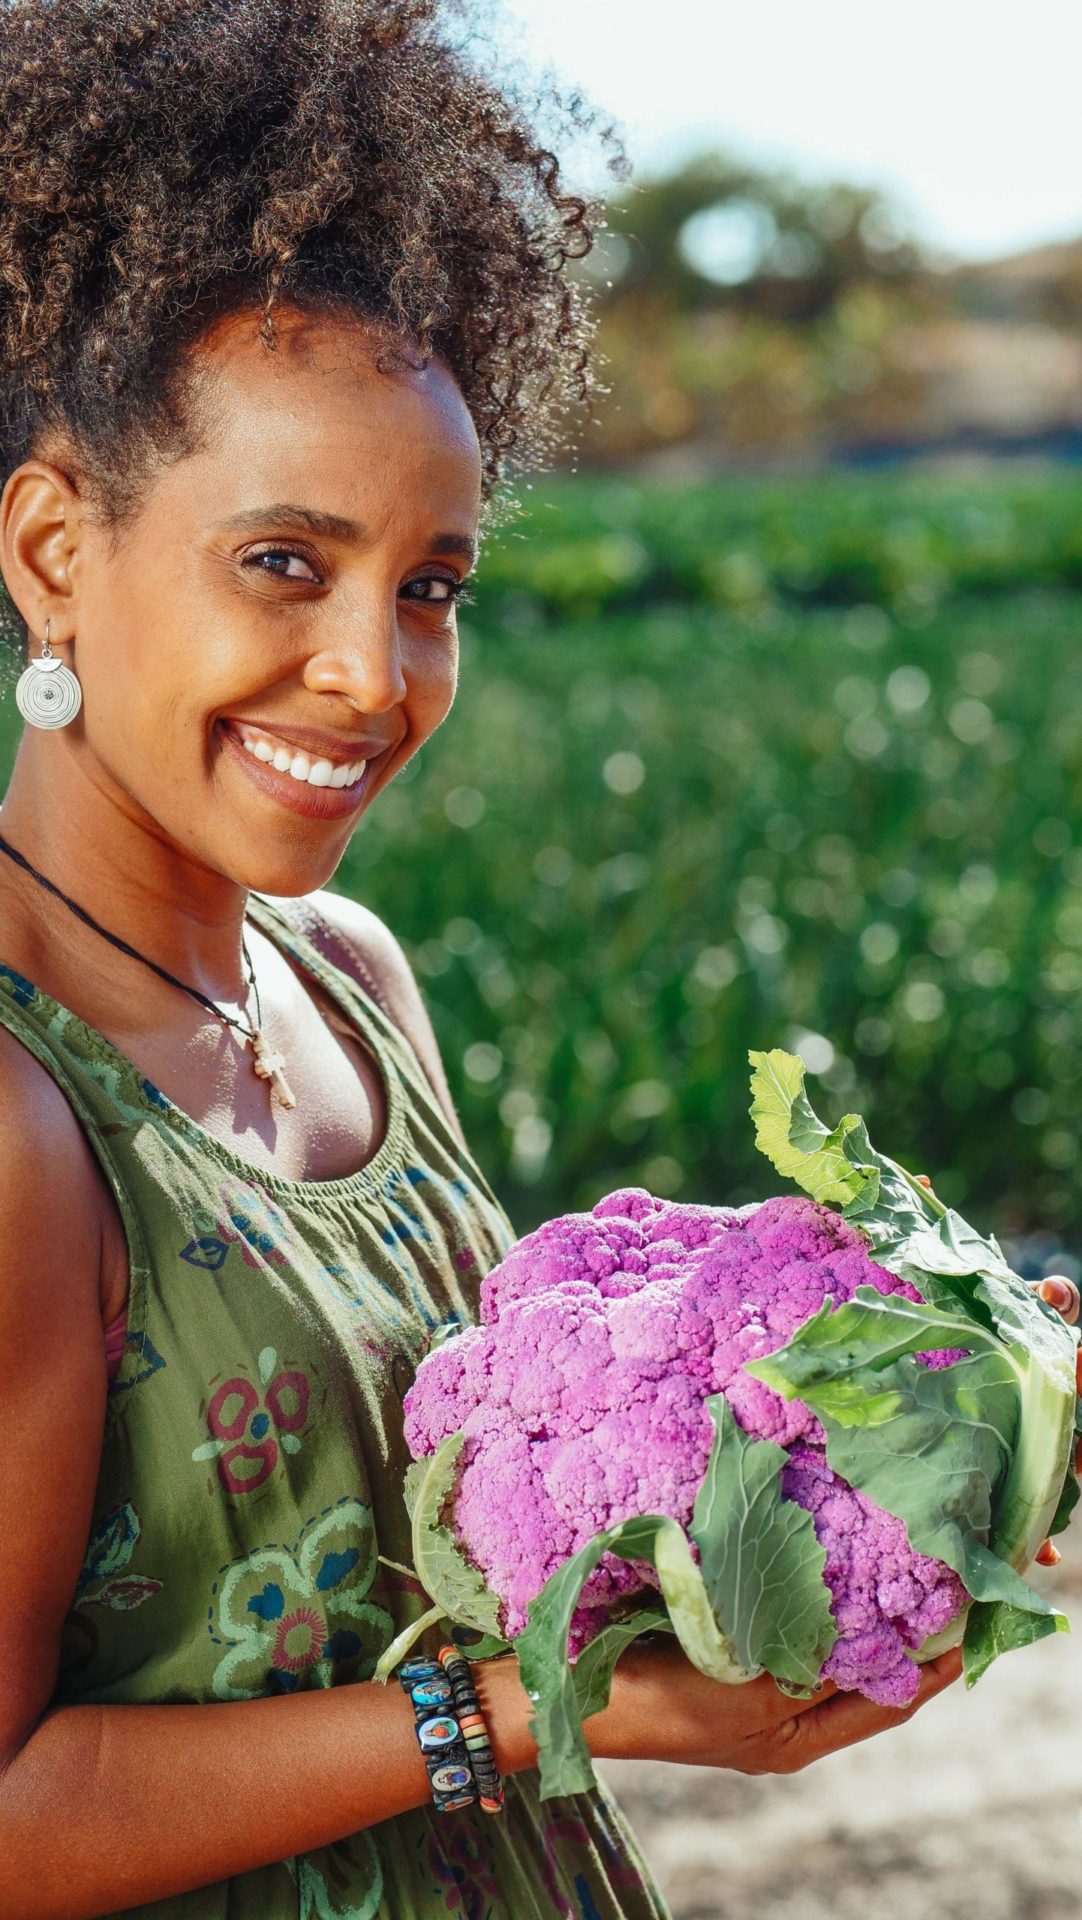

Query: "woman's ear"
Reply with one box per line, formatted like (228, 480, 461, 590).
(0, 457, 85, 643)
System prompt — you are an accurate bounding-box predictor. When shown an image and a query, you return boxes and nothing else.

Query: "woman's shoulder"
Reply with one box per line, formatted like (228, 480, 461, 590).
(0, 1017, 111, 1329)
(283, 888, 469, 1151)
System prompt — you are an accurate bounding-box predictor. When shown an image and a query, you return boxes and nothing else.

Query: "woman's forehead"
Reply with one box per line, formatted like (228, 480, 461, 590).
(164, 310, 483, 525)
(188, 311, 479, 464)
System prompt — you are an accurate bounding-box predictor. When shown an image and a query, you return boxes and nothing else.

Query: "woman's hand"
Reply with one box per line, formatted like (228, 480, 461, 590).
(598, 1628, 963, 1774)
(596, 1638, 962, 1775)
(476, 1641, 962, 1781)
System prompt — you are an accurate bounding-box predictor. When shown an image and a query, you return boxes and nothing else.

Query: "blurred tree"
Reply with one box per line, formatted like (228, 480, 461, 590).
(570, 152, 943, 465)
(588, 152, 927, 321)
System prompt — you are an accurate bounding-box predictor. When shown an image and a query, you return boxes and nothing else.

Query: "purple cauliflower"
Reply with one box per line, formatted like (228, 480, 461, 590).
(403, 1189, 968, 1707)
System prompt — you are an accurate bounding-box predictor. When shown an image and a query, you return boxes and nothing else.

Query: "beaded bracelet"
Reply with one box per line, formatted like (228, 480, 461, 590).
(397, 1657, 478, 1813)
(438, 1643, 505, 1814)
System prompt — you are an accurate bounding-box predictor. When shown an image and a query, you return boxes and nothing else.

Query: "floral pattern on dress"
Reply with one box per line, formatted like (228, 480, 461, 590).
(61, 1501, 163, 1679)
(538, 1805, 646, 1920)
(217, 1176, 299, 1268)
(73, 1501, 163, 1613)
(47, 1008, 191, 1136)
(192, 1346, 317, 1496)
(426, 1824, 500, 1920)
(179, 1181, 299, 1271)
(207, 1496, 392, 1700)
(286, 1832, 384, 1920)
(108, 1328, 167, 1396)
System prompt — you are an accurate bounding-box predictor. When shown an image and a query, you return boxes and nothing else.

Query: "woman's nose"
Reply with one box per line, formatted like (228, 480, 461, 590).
(302, 601, 408, 712)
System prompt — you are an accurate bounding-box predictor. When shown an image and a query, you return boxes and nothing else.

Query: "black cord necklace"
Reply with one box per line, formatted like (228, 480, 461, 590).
(0, 829, 296, 1109)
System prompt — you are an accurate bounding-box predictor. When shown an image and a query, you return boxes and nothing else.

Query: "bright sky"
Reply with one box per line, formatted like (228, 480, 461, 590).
(500, 0, 1082, 262)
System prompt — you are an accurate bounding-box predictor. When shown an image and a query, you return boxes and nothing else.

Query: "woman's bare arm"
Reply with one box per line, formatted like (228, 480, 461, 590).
(0, 1028, 961, 1918)
(0, 1031, 446, 1918)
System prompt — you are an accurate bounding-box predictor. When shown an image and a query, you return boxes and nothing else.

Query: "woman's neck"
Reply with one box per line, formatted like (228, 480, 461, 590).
(0, 733, 253, 1004)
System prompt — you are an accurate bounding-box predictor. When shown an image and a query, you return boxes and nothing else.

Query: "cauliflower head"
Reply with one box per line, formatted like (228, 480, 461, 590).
(403, 1190, 967, 1707)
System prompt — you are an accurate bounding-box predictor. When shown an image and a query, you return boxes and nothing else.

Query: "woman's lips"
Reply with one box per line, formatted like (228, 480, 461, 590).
(216, 720, 379, 820)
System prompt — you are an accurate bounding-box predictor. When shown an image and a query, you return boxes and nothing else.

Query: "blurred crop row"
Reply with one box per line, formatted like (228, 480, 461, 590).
(337, 471, 1082, 1249)
(0, 470, 1077, 1257)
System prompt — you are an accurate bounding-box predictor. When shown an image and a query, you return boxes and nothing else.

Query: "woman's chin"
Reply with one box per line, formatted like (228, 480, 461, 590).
(225, 849, 350, 899)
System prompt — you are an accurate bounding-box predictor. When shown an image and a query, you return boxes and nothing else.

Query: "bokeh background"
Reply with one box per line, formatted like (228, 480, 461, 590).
(5, 3, 1082, 1910)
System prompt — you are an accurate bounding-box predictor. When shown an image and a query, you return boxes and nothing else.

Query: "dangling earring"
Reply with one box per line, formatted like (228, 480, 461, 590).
(15, 618, 82, 729)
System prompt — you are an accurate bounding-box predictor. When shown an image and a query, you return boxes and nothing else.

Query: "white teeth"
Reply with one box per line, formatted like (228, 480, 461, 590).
(234, 726, 369, 789)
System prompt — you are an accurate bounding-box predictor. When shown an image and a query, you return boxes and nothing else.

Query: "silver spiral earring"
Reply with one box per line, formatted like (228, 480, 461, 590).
(15, 618, 82, 729)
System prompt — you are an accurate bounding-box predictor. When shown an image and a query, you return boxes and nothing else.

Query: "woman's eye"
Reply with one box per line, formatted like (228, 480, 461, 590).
(243, 546, 322, 582)
(403, 576, 476, 608)
(240, 549, 475, 605)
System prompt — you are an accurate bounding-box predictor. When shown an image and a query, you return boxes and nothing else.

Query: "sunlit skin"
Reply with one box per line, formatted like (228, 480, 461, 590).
(0, 304, 482, 1195)
(1, 300, 1078, 1914)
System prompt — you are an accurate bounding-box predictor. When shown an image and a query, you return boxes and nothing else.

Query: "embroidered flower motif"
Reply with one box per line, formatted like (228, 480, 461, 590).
(216, 1176, 298, 1268)
(285, 1830, 384, 1920)
(208, 1496, 392, 1700)
(179, 1234, 230, 1271)
(108, 1329, 167, 1396)
(192, 1347, 313, 1495)
(427, 1826, 499, 1920)
(72, 1503, 163, 1614)
(61, 1503, 162, 1679)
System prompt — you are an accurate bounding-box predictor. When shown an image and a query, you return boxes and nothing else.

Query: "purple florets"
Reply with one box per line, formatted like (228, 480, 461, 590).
(402, 1190, 968, 1703)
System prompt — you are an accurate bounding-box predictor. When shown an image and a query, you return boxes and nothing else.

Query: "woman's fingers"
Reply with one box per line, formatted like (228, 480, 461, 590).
(1033, 1276, 1081, 1327)
(768, 1649, 962, 1772)
(1030, 1277, 1082, 1397)
(1035, 1539, 1062, 1567)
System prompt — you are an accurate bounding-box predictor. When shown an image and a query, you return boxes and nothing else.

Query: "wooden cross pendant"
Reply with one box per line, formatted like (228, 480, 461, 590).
(250, 1028, 297, 1110)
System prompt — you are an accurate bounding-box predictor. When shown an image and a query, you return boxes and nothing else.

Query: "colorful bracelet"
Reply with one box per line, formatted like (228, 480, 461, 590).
(397, 1657, 478, 1813)
(438, 1643, 505, 1814)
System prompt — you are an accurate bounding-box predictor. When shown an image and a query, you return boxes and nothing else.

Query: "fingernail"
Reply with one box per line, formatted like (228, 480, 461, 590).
(1039, 1279, 1073, 1310)
(916, 1175, 933, 1190)
(1036, 1541, 1062, 1566)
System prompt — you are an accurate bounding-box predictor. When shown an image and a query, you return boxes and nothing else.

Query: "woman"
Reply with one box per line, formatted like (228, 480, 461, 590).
(0, 3, 1024, 1916)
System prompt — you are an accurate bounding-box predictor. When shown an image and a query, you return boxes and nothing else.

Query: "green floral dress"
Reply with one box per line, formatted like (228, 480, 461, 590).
(0, 893, 670, 1920)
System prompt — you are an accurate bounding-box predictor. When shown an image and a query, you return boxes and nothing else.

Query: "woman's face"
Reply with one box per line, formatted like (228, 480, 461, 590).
(22, 305, 483, 896)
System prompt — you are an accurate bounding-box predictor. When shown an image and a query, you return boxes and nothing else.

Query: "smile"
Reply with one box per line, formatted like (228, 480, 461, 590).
(216, 720, 383, 821)
(229, 721, 367, 788)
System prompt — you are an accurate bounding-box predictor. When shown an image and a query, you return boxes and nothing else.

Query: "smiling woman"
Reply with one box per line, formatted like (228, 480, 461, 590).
(0, 5, 969, 1919)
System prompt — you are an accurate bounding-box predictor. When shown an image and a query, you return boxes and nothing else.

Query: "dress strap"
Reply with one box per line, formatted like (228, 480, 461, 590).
(267, 895, 394, 1021)
(245, 893, 514, 1225)
(0, 964, 154, 1414)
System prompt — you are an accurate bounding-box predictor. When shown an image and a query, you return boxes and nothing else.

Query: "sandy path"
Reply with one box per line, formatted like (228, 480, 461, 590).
(598, 1559, 1082, 1919)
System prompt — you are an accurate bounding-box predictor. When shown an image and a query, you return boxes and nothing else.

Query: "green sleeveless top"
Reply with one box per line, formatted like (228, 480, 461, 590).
(0, 893, 669, 1920)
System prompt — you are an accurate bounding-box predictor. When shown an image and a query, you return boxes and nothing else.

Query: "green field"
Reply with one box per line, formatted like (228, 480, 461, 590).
(4, 470, 1082, 1248)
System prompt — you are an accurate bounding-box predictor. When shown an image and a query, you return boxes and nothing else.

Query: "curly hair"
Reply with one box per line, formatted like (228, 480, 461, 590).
(0, 0, 629, 645)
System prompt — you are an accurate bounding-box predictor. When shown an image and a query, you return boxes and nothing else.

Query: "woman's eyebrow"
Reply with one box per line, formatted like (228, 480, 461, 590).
(216, 501, 477, 563)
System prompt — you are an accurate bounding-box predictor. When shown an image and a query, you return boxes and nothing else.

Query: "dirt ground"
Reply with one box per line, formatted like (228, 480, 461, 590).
(598, 1556, 1082, 1920)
